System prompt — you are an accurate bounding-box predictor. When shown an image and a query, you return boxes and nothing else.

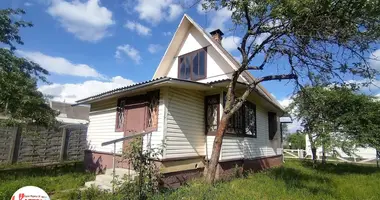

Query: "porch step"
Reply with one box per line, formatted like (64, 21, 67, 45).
(84, 168, 138, 191)
(105, 168, 138, 177)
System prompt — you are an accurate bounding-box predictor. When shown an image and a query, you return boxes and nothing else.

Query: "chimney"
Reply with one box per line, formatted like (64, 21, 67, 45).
(210, 29, 224, 45)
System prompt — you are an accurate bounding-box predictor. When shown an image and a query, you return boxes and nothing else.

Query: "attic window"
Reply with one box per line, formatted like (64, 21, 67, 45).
(178, 48, 206, 80)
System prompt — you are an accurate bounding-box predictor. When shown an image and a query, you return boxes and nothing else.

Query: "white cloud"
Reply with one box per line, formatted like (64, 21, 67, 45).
(207, 7, 232, 32)
(47, 0, 115, 42)
(124, 21, 151, 36)
(132, 0, 184, 25)
(369, 49, 380, 71)
(197, 3, 232, 32)
(115, 44, 141, 64)
(221, 36, 241, 52)
(279, 97, 303, 133)
(279, 97, 293, 108)
(16, 50, 104, 78)
(254, 33, 271, 45)
(346, 79, 380, 93)
(148, 44, 163, 54)
(167, 4, 184, 21)
(163, 31, 172, 36)
(24, 2, 33, 6)
(39, 76, 134, 103)
(196, 0, 207, 14)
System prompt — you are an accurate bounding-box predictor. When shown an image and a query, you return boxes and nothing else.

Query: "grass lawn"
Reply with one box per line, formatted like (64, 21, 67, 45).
(0, 162, 94, 199)
(1, 160, 379, 199)
(155, 160, 380, 200)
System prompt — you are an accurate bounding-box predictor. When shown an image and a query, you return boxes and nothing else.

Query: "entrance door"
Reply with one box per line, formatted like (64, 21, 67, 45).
(123, 103, 147, 150)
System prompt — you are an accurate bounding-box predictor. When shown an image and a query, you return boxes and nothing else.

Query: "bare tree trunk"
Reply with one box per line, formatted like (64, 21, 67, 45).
(205, 115, 229, 184)
(321, 142, 326, 164)
(311, 148, 317, 164)
(307, 132, 318, 166)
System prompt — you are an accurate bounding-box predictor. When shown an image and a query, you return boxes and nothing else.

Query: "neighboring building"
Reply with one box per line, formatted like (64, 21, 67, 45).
(49, 100, 89, 125)
(76, 14, 284, 185)
(0, 100, 89, 125)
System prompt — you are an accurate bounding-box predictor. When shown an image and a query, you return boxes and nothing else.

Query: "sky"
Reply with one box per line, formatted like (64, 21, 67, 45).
(2, 0, 380, 133)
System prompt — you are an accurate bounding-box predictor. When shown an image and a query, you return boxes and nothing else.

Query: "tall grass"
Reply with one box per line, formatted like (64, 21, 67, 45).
(3, 160, 379, 200)
(155, 160, 380, 200)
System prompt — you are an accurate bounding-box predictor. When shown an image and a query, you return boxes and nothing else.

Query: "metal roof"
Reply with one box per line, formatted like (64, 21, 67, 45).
(76, 77, 169, 103)
(76, 77, 284, 112)
(76, 77, 211, 104)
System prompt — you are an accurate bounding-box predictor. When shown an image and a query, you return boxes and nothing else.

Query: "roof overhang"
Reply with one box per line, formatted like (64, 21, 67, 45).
(75, 77, 212, 105)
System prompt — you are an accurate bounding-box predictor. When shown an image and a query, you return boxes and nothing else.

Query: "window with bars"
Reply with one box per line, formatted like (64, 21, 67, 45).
(178, 48, 206, 80)
(115, 90, 160, 132)
(205, 95, 220, 134)
(226, 105, 245, 135)
(146, 90, 160, 130)
(206, 93, 257, 137)
(245, 102, 257, 138)
(115, 99, 126, 132)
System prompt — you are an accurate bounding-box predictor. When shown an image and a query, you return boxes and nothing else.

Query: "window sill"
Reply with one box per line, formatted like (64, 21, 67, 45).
(206, 133, 257, 138)
(114, 127, 158, 133)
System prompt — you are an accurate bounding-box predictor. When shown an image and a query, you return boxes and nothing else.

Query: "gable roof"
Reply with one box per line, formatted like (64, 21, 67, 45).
(153, 14, 282, 109)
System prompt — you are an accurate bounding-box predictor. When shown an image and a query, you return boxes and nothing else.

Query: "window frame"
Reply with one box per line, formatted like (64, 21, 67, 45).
(244, 101, 257, 138)
(205, 94, 220, 135)
(206, 93, 257, 137)
(268, 112, 278, 140)
(177, 47, 207, 81)
(115, 99, 126, 132)
(115, 90, 160, 132)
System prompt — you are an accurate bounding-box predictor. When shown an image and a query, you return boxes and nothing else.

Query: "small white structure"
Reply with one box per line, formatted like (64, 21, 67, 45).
(305, 134, 376, 161)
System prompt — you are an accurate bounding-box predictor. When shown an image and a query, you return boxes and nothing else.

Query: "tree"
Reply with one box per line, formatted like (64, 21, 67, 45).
(290, 86, 380, 164)
(287, 132, 305, 150)
(202, 0, 380, 183)
(0, 9, 57, 127)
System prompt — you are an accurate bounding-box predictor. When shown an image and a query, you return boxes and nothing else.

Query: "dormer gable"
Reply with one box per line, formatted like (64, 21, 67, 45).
(153, 14, 250, 83)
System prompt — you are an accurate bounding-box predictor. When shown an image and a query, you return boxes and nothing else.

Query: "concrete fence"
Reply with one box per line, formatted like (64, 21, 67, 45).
(0, 124, 87, 165)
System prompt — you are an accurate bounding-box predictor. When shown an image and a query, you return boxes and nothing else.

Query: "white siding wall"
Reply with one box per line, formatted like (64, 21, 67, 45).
(87, 109, 124, 153)
(243, 105, 282, 160)
(87, 90, 165, 155)
(163, 88, 205, 159)
(221, 137, 244, 160)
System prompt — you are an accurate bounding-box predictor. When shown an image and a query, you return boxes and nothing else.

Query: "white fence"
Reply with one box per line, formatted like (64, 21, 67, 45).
(284, 148, 378, 165)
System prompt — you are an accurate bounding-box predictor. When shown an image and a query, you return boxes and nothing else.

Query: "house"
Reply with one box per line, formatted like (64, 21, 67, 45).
(0, 100, 89, 125)
(76, 14, 284, 186)
(49, 100, 89, 125)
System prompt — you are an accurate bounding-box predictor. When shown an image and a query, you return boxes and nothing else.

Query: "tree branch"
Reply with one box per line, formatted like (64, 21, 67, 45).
(246, 66, 264, 70)
(254, 74, 298, 85)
